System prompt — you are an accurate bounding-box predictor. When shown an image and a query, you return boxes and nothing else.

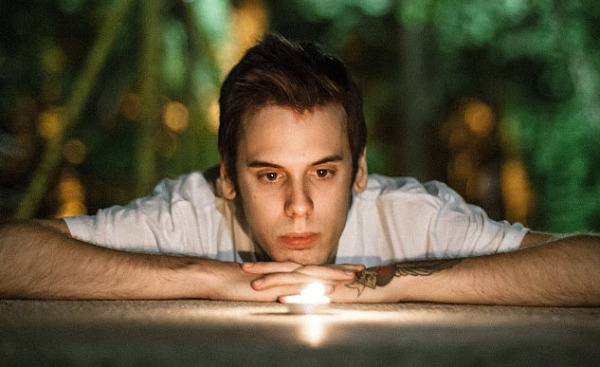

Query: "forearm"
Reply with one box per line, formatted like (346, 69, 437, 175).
(344, 235, 600, 306)
(0, 219, 224, 299)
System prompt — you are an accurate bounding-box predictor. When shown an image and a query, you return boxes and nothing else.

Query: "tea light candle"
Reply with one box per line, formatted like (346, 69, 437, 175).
(281, 282, 331, 314)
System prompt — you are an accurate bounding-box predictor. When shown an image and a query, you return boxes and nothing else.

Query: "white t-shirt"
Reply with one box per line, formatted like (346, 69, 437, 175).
(64, 172, 528, 268)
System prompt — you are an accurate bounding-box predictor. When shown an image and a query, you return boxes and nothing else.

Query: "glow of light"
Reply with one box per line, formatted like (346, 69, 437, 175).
(206, 99, 220, 133)
(301, 315, 327, 347)
(464, 99, 495, 137)
(234, 0, 269, 55)
(63, 138, 86, 165)
(55, 169, 87, 218)
(301, 282, 327, 298)
(163, 101, 189, 132)
(501, 159, 533, 224)
(216, 0, 268, 76)
(58, 174, 85, 203)
(281, 282, 330, 314)
(37, 107, 64, 140)
(56, 200, 87, 218)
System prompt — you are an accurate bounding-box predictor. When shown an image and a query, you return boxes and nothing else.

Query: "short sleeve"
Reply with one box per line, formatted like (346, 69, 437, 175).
(336, 175, 529, 267)
(428, 181, 528, 257)
(63, 171, 231, 257)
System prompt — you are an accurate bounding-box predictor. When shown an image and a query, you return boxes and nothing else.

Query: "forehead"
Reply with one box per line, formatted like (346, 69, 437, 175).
(238, 104, 349, 163)
(241, 103, 347, 129)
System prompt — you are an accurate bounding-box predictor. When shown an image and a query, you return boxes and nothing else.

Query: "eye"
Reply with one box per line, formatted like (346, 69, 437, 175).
(315, 169, 333, 179)
(259, 172, 280, 182)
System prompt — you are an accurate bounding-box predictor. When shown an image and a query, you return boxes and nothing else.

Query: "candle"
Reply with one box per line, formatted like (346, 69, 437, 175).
(281, 282, 331, 314)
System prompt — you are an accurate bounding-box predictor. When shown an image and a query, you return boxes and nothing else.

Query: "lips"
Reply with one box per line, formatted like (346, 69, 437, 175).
(279, 233, 321, 250)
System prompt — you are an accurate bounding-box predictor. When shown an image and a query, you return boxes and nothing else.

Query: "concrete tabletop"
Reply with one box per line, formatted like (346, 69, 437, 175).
(1, 300, 599, 366)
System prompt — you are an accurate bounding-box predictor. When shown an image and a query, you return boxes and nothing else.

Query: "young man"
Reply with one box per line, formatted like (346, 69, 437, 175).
(0, 34, 599, 305)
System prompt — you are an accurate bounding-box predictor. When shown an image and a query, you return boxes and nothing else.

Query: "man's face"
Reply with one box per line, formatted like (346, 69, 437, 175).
(224, 104, 366, 265)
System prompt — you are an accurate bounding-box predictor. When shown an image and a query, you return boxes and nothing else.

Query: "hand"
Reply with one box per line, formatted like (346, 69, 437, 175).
(193, 260, 356, 302)
(242, 261, 416, 304)
(206, 261, 402, 303)
(241, 261, 365, 298)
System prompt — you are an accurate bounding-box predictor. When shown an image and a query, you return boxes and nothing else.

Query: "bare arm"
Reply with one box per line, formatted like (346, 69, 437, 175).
(518, 230, 565, 249)
(247, 233, 600, 306)
(339, 233, 600, 306)
(0, 219, 351, 300)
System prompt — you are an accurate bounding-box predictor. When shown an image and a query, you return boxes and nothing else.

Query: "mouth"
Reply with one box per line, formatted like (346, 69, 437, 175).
(279, 232, 321, 250)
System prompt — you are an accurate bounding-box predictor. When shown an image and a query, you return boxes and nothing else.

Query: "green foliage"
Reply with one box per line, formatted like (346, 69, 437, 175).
(298, 0, 393, 19)
(192, 0, 230, 44)
(0, 0, 226, 216)
(399, 0, 600, 231)
(164, 20, 187, 92)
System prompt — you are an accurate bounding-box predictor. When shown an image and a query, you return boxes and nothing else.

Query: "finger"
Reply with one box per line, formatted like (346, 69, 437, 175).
(327, 264, 366, 272)
(250, 273, 347, 294)
(293, 265, 356, 280)
(241, 261, 301, 274)
(251, 272, 336, 291)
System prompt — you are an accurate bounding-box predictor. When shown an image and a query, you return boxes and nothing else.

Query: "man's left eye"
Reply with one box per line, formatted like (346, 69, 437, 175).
(264, 172, 279, 181)
(315, 169, 331, 178)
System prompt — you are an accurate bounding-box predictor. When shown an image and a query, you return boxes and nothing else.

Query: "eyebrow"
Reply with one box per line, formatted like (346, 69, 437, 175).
(247, 154, 344, 168)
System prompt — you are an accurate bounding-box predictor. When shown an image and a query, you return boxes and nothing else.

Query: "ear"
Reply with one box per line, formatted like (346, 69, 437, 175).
(219, 163, 237, 199)
(352, 148, 368, 193)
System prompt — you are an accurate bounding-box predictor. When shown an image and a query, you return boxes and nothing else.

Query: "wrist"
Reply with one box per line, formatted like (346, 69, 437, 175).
(148, 256, 217, 299)
(161, 258, 250, 300)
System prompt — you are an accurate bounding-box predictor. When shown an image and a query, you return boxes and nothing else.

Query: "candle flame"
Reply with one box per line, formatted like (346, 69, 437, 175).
(300, 282, 326, 298)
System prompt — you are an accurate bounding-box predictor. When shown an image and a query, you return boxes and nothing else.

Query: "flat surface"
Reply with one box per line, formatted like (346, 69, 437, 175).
(1, 300, 599, 366)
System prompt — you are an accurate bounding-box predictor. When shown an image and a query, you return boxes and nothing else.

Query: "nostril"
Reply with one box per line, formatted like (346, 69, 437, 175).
(285, 191, 313, 217)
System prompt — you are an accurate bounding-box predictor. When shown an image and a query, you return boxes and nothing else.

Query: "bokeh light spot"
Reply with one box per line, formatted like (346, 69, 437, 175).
(464, 99, 495, 137)
(37, 107, 65, 140)
(55, 168, 87, 218)
(63, 138, 86, 165)
(207, 99, 220, 133)
(163, 101, 189, 132)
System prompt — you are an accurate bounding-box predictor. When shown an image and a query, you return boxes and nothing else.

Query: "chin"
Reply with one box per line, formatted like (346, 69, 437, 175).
(274, 251, 331, 265)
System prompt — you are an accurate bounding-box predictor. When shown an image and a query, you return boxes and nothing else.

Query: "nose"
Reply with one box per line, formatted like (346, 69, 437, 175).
(284, 178, 313, 218)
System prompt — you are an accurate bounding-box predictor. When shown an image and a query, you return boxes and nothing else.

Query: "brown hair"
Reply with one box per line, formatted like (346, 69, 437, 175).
(218, 34, 367, 183)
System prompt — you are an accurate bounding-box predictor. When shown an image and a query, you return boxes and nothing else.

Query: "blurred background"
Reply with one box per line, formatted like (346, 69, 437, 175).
(1, 0, 599, 232)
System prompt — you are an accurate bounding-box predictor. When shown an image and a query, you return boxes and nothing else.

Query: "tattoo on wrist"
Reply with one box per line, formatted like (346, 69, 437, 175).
(346, 259, 462, 296)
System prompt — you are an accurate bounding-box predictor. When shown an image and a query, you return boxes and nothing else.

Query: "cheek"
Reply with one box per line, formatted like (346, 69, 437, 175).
(239, 184, 281, 220)
(316, 186, 351, 219)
